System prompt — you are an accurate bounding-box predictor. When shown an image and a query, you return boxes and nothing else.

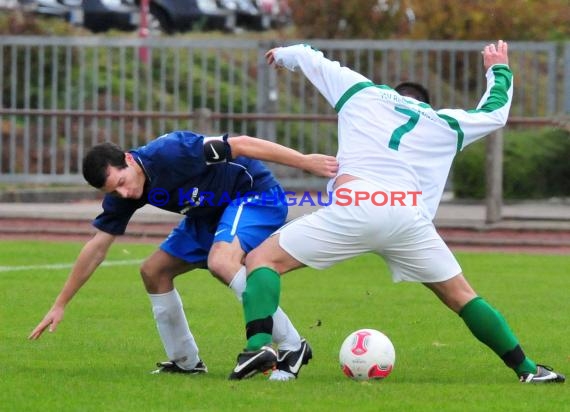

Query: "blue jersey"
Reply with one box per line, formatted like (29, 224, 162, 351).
(93, 131, 280, 235)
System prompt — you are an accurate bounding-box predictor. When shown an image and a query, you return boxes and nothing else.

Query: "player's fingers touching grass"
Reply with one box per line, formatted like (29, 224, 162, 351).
(28, 306, 64, 339)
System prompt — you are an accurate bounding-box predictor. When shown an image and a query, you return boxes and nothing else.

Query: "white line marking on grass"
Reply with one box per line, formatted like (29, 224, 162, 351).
(0, 259, 143, 273)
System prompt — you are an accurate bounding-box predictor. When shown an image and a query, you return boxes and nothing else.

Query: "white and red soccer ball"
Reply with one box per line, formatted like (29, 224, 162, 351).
(339, 328, 395, 381)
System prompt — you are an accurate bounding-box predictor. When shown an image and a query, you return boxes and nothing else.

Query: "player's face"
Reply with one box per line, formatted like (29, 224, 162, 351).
(101, 154, 145, 199)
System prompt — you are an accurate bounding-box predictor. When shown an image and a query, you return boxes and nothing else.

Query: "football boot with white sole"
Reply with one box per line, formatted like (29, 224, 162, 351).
(269, 338, 313, 381)
(151, 359, 208, 375)
(228, 346, 277, 380)
(519, 365, 565, 383)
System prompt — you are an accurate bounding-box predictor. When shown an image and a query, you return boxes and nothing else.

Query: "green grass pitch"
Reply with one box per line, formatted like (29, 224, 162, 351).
(1, 240, 568, 411)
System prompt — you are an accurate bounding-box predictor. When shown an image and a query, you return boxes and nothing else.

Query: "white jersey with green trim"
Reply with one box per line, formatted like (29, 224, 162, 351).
(273, 44, 513, 219)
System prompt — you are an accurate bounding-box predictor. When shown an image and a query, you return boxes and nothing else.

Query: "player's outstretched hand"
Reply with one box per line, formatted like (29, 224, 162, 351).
(482, 40, 509, 71)
(265, 48, 282, 67)
(28, 306, 64, 340)
(304, 154, 339, 178)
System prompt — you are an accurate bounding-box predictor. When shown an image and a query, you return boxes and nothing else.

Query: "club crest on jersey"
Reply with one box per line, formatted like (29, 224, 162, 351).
(179, 187, 201, 214)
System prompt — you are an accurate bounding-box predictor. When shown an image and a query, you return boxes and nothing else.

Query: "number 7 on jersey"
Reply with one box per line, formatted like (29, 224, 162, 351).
(388, 106, 420, 150)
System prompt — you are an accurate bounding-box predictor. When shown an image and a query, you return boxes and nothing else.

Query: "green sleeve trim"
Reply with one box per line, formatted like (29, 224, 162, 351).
(439, 66, 511, 151)
(301, 43, 319, 51)
(437, 113, 465, 153)
(334, 81, 376, 112)
(467, 65, 513, 114)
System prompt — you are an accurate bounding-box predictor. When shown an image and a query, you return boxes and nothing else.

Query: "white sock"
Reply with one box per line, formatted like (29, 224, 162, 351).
(229, 266, 301, 352)
(149, 289, 199, 370)
(271, 307, 301, 351)
(228, 266, 247, 303)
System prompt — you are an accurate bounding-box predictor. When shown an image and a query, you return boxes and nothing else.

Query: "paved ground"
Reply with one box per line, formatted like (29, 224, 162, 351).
(1, 198, 569, 253)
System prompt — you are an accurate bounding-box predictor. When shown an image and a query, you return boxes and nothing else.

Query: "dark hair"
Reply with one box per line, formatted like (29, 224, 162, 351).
(82, 142, 127, 188)
(394, 82, 431, 104)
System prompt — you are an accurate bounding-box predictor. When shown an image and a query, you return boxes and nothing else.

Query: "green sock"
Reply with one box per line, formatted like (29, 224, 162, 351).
(459, 297, 536, 376)
(243, 267, 281, 351)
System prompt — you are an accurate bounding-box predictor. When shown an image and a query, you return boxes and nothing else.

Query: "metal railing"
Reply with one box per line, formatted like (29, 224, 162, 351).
(1, 36, 568, 188)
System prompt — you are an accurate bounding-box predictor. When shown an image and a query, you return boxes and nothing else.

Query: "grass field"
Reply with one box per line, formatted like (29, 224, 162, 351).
(1, 240, 569, 411)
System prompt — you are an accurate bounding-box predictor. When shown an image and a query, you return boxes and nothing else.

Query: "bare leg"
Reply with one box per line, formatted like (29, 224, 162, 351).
(422, 273, 477, 313)
(424, 273, 537, 378)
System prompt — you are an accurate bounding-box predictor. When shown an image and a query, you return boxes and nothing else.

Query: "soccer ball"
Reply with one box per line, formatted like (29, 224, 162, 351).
(339, 328, 395, 381)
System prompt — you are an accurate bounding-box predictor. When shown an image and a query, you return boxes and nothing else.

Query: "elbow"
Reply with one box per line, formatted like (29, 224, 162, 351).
(496, 112, 509, 128)
(478, 106, 510, 128)
(228, 135, 254, 158)
(88, 231, 115, 265)
(488, 116, 508, 130)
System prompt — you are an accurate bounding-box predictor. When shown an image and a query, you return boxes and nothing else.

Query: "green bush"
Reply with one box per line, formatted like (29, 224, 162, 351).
(452, 127, 570, 199)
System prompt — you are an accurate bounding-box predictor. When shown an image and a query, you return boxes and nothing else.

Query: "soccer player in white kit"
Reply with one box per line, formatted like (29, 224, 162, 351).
(229, 41, 565, 383)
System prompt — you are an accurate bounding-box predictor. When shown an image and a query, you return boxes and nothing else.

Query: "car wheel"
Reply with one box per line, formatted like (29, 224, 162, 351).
(148, 3, 173, 35)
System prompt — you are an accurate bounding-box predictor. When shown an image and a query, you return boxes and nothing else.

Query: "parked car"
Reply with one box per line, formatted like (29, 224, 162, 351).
(20, 0, 235, 35)
(82, 0, 139, 32)
(142, 0, 235, 34)
(18, 0, 84, 25)
(17, 0, 139, 31)
(218, 0, 270, 31)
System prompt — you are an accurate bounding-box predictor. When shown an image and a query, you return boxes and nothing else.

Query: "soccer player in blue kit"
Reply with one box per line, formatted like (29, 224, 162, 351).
(29, 131, 338, 379)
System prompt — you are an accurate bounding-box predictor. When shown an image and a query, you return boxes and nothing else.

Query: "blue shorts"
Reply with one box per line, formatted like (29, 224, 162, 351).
(160, 186, 288, 264)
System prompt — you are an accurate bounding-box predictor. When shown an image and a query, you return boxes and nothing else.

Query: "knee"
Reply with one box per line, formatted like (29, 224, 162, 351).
(206, 256, 225, 278)
(207, 252, 240, 284)
(140, 260, 164, 292)
(244, 247, 267, 270)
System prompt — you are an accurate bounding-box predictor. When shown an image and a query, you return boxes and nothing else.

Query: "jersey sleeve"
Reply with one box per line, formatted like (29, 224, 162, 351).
(92, 194, 142, 235)
(437, 64, 513, 150)
(156, 131, 213, 177)
(273, 44, 370, 108)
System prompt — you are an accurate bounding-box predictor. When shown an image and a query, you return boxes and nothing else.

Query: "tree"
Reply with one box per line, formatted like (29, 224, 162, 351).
(408, 0, 570, 41)
(287, 0, 570, 40)
(288, 0, 412, 39)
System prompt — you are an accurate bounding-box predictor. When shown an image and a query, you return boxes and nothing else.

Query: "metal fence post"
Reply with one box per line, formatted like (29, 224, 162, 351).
(195, 108, 213, 135)
(563, 43, 570, 115)
(485, 129, 503, 223)
(256, 40, 278, 141)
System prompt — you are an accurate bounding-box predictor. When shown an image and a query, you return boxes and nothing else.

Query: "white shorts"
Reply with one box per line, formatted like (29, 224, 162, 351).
(279, 180, 461, 283)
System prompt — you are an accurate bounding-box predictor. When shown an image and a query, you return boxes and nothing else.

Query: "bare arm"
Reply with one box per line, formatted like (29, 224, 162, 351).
(28, 230, 116, 339)
(228, 135, 338, 178)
